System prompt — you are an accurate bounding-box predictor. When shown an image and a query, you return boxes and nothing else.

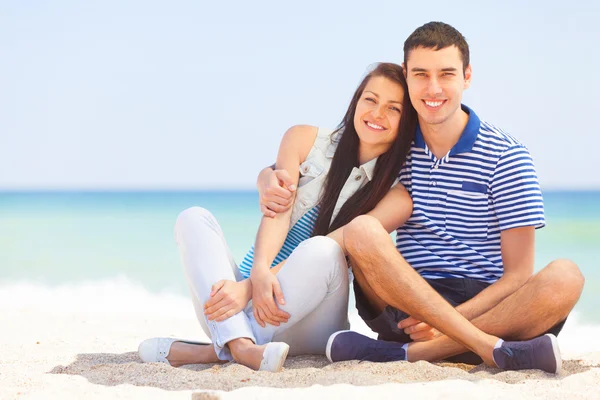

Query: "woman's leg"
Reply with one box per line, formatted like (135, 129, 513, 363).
(250, 236, 350, 355)
(174, 206, 257, 363)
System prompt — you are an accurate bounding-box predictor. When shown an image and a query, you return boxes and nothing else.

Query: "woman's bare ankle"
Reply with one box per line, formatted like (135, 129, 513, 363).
(166, 341, 221, 367)
(227, 338, 264, 370)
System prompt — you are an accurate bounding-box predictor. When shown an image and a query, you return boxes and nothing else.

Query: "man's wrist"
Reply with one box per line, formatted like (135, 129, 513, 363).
(257, 166, 275, 188)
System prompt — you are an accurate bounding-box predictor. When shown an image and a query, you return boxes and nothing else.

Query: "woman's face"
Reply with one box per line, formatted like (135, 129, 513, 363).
(353, 75, 404, 151)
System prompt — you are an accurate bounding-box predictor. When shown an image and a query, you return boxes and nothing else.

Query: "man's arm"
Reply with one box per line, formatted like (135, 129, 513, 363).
(400, 226, 537, 340)
(455, 226, 534, 320)
(257, 167, 297, 217)
(326, 183, 413, 253)
(257, 167, 292, 217)
(401, 145, 545, 340)
(268, 183, 412, 275)
(458, 145, 544, 320)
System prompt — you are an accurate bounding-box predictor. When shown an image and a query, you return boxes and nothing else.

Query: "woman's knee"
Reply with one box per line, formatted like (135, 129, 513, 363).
(175, 206, 214, 231)
(293, 236, 347, 277)
(298, 236, 345, 262)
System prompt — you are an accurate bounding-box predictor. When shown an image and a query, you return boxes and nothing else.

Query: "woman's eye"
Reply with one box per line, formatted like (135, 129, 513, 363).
(365, 97, 376, 103)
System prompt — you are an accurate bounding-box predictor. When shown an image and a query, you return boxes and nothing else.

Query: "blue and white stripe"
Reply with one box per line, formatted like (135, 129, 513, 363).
(238, 206, 320, 279)
(396, 105, 545, 283)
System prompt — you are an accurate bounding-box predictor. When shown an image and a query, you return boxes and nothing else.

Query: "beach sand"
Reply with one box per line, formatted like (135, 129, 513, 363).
(2, 282, 599, 399)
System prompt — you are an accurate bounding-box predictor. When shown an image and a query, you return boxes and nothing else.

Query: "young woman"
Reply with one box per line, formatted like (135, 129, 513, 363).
(138, 63, 417, 372)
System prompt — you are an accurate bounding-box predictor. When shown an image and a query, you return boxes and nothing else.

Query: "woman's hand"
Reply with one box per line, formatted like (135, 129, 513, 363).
(204, 279, 252, 322)
(250, 268, 290, 327)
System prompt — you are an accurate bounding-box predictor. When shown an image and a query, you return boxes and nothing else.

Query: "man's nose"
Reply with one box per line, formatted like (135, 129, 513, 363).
(427, 77, 443, 95)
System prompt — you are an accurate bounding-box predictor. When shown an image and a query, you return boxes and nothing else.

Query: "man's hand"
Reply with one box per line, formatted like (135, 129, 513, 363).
(204, 280, 252, 322)
(249, 268, 290, 327)
(398, 317, 440, 342)
(257, 168, 296, 217)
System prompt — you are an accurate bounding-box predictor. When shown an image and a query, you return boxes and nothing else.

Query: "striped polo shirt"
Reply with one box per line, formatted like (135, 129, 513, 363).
(396, 105, 545, 283)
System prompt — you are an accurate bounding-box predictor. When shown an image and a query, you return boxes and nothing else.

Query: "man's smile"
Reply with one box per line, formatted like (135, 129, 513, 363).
(423, 100, 446, 109)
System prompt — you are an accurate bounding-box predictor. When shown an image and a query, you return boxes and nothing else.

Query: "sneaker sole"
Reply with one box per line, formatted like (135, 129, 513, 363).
(545, 333, 562, 374)
(275, 344, 290, 372)
(325, 330, 353, 363)
(260, 342, 290, 372)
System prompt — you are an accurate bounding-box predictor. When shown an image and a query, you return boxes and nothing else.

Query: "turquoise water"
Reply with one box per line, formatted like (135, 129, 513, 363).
(1, 191, 599, 322)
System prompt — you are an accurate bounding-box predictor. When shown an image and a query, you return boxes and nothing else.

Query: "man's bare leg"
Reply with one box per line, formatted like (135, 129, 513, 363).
(351, 263, 387, 315)
(406, 258, 584, 361)
(343, 216, 583, 365)
(344, 215, 499, 365)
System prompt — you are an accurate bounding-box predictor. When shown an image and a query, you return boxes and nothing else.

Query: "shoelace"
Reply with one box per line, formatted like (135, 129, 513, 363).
(500, 344, 530, 370)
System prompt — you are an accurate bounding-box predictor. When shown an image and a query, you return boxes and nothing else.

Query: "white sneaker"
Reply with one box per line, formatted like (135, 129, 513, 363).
(138, 337, 210, 365)
(259, 342, 290, 372)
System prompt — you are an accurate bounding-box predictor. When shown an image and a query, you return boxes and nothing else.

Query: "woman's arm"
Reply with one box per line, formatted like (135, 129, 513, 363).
(327, 183, 413, 253)
(250, 125, 318, 327)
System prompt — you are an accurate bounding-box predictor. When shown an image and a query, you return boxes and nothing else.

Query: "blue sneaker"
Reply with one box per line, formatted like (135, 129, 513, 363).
(326, 330, 407, 363)
(493, 334, 562, 374)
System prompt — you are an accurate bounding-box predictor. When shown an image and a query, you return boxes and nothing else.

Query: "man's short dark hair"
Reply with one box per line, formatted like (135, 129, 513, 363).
(403, 22, 470, 73)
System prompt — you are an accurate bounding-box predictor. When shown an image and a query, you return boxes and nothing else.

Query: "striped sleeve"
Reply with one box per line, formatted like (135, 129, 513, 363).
(490, 145, 545, 231)
(398, 157, 412, 194)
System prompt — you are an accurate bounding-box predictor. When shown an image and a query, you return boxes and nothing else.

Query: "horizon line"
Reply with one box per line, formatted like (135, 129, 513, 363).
(2, 188, 600, 194)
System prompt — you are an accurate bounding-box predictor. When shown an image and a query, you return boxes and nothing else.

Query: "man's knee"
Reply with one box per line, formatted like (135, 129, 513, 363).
(344, 215, 389, 251)
(531, 259, 585, 312)
(543, 258, 585, 294)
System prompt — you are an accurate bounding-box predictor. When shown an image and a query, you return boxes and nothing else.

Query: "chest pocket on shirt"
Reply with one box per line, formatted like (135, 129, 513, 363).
(444, 190, 489, 241)
(295, 160, 327, 209)
(298, 160, 324, 186)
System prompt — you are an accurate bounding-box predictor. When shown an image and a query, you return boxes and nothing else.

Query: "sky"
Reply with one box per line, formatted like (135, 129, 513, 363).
(1, 0, 598, 190)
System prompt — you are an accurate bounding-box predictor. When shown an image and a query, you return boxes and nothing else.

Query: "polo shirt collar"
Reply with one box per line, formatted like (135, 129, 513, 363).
(414, 104, 480, 156)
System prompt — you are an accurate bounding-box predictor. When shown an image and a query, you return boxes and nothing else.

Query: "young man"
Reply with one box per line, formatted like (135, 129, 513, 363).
(256, 22, 584, 373)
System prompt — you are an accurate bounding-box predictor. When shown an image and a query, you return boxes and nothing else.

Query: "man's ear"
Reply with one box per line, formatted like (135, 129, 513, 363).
(402, 63, 407, 78)
(464, 64, 472, 89)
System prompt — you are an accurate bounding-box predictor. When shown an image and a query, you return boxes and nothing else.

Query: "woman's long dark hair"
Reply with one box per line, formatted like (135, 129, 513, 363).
(312, 62, 416, 236)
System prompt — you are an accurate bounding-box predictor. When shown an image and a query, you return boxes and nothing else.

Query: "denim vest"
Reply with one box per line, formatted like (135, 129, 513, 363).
(289, 127, 380, 228)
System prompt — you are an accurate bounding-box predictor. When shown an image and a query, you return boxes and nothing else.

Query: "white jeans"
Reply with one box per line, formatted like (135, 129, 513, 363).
(175, 206, 350, 361)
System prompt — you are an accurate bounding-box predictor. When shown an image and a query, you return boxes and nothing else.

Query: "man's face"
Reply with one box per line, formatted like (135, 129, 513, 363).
(404, 45, 472, 128)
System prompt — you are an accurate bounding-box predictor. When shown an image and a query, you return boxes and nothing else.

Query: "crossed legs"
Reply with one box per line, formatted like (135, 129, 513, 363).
(345, 215, 584, 364)
(168, 207, 350, 368)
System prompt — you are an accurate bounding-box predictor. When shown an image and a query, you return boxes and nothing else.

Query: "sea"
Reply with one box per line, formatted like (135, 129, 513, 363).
(1, 190, 599, 354)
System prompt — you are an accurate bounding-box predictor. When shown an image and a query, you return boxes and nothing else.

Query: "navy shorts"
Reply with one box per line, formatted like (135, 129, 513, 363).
(354, 277, 566, 365)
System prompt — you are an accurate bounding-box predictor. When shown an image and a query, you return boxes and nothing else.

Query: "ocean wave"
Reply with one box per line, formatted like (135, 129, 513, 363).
(0, 275, 195, 319)
(1, 277, 598, 356)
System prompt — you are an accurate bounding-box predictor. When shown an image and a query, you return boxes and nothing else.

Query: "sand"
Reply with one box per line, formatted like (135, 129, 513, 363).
(1, 281, 599, 399)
